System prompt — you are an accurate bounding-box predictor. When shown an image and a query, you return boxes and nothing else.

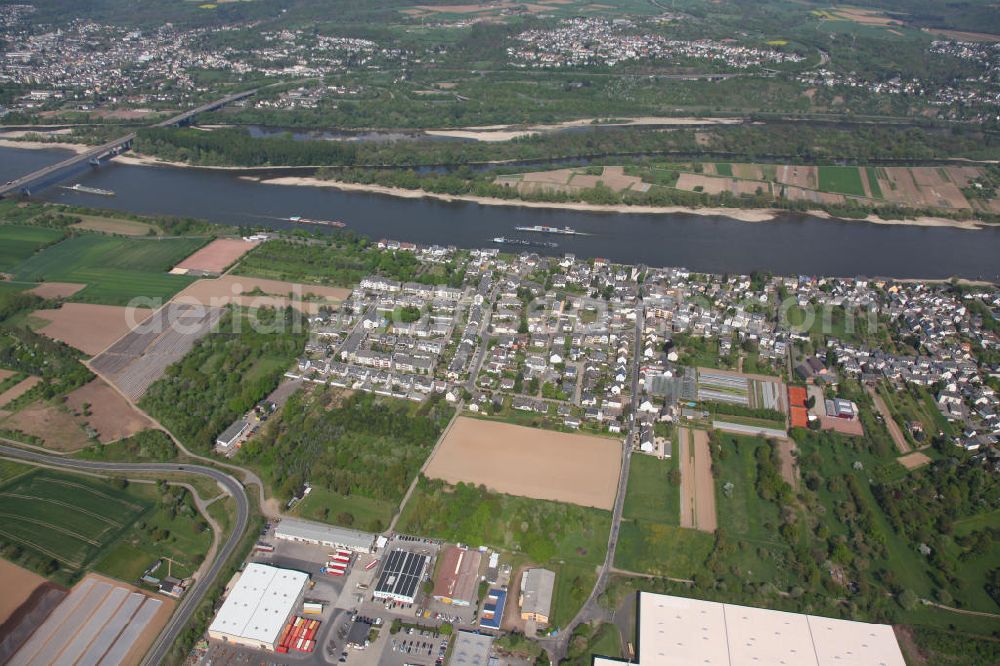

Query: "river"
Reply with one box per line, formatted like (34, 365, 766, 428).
(2, 144, 998, 280)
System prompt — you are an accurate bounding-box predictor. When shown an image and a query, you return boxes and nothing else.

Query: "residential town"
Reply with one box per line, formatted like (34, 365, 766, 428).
(508, 16, 805, 69)
(277, 239, 1000, 466)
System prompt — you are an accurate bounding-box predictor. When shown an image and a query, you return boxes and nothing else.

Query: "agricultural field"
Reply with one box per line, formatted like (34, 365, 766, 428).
(10, 233, 202, 305)
(398, 476, 611, 628)
(31, 303, 154, 356)
(93, 302, 226, 401)
(71, 214, 160, 236)
(495, 166, 650, 196)
(817, 166, 866, 197)
(0, 225, 65, 272)
(173, 274, 350, 314)
(0, 469, 151, 584)
(424, 417, 621, 510)
(171, 238, 259, 275)
(65, 378, 154, 443)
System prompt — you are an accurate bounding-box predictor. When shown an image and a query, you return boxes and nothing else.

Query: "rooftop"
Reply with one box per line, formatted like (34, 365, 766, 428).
(593, 592, 906, 666)
(208, 563, 308, 647)
(273, 517, 375, 551)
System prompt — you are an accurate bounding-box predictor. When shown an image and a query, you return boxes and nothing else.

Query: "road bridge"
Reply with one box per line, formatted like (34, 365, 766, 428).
(0, 88, 257, 198)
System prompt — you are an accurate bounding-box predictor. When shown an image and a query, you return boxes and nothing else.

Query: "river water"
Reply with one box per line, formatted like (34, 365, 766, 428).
(3, 144, 998, 280)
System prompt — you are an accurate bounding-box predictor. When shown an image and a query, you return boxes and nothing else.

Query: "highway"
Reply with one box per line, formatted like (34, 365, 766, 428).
(0, 88, 257, 199)
(0, 444, 251, 666)
(0, 133, 136, 197)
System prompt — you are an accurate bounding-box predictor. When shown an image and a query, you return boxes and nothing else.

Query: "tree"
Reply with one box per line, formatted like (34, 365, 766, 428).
(897, 588, 919, 611)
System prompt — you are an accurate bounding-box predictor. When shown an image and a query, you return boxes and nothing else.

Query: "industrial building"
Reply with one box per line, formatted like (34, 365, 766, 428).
(518, 568, 555, 625)
(274, 517, 375, 553)
(449, 631, 495, 666)
(208, 564, 309, 651)
(479, 588, 506, 630)
(592, 592, 906, 666)
(432, 546, 482, 607)
(373, 549, 430, 604)
(215, 418, 250, 452)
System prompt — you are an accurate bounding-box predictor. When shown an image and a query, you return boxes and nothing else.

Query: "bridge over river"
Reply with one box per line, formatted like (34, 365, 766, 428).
(0, 88, 256, 198)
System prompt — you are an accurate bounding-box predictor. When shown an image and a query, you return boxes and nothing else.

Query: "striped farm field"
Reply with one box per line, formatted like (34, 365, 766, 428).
(0, 469, 150, 577)
(0, 225, 65, 271)
(11, 233, 202, 305)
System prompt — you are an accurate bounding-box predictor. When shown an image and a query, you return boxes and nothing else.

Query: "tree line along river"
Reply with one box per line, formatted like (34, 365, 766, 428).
(2, 144, 999, 281)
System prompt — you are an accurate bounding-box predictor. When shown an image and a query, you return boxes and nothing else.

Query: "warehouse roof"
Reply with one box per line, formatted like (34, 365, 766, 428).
(432, 546, 482, 605)
(208, 564, 308, 646)
(450, 631, 494, 666)
(519, 568, 555, 619)
(274, 517, 375, 551)
(593, 592, 906, 666)
(374, 549, 429, 601)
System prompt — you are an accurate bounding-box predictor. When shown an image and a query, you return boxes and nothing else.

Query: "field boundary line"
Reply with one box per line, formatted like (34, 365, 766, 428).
(0, 511, 103, 545)
(40, 477, 144, 511)
(0, 492, 124, 527)
(0, 527, 84, 567)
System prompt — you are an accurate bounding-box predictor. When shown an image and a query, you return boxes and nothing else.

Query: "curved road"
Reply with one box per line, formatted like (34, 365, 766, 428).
(0, 444, 250, 666)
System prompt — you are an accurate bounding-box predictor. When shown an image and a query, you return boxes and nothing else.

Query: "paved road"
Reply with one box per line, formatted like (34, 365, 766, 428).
(0, 444, 250, 666)
(540, 306, 644, 662)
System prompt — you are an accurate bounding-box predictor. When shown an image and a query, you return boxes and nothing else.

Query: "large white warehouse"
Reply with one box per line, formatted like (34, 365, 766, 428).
(594, 592, 906, 666)
(208, 563, 308, 651)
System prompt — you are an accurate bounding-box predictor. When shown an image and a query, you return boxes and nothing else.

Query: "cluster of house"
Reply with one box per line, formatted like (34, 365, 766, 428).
(290, 276, 467, 401)
(508, 17, 803, 69)
(0, 10, 407, 115)
(796, 44, 999, 121)
(817, 282, 1000, 452)
(274, 236, 999, 464)
(0, 19, 233, 110)
(465, 252, 639, 433)
(236, 30, 408, 81)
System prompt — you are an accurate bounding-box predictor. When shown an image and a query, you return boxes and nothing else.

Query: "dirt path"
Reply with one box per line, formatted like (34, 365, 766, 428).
(867, 386, 911, 453)
(777, 437, 799, 488)
(678, 428, 695, 529)
(690, 429, 717, 533)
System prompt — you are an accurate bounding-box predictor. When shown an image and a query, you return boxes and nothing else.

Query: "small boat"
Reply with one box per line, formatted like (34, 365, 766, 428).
(61, 183, 114, 196)
(288, 216, 346, 228)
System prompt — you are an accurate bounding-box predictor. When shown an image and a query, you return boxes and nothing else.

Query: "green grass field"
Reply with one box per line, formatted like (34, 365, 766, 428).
(0, 469, 151, 583)
(292, 487, 395, 530)
(623, 449, 679, 525)
(818, 166, 866, 197)
(714, 163, 734, 177)
(0, 225, 65, 271)
(10, 233, 201, 305)
(614, 521, 713, 578)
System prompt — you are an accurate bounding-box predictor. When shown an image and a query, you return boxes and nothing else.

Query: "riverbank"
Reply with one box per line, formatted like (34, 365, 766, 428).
(0, 138, 90, 154)
(252, 175, 988, 230)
